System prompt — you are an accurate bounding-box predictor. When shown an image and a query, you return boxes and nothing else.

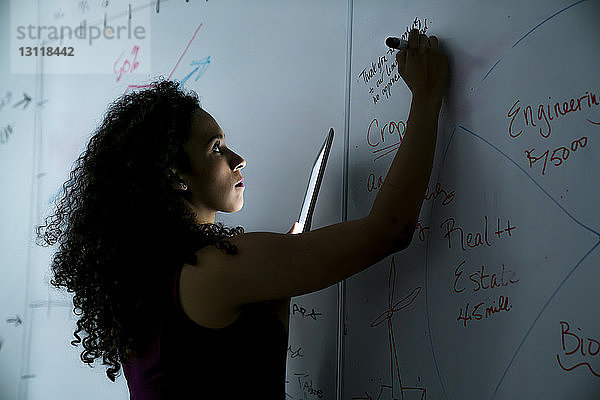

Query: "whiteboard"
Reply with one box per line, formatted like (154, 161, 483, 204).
(343, 0, 600, 399)
(2, 0, 600, 399)
(1, 1, 346, 399)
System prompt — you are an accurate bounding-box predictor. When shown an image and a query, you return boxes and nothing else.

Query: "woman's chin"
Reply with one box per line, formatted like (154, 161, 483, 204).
(234, 202, 244, 212)
(224, 201, 244, 213)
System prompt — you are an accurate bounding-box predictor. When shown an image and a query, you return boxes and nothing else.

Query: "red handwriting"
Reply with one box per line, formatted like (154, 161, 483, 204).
(456, 295, 512, 327)
(507, 89, 600, 139)
(423, 181, 455, 205)
(451, 259, 518, 328)
(366, 173, 384, 192)
(557, 321, 600, 378)
(415, 219, 430, 242)
(363, 117, 406, 194)
(365, 174, 454, 210)
(440, 216, 516, 251)
(366, 118, 406, 162)
(113, 45, 140, 82)
(367, 118, 405, 147)
(453, 261, 519, 294)
(524, 136, 589, 176)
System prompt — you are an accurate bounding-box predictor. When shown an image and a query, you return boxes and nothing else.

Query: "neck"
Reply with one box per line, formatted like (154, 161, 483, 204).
(181, 197, 216, 225)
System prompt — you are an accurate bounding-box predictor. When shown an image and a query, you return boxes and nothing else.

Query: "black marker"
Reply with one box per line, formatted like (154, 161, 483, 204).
(386, 37, 409, 50)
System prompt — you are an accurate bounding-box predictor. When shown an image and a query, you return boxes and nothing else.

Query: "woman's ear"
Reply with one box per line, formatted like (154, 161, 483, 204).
(169, 168, 188, 192)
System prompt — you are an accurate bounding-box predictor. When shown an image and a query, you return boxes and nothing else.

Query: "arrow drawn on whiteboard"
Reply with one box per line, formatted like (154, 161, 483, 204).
(13, 93, 32, 110)
(124, 23, 203, 94)
(176, 56, 211, 86)
(6, 315, 23, 326)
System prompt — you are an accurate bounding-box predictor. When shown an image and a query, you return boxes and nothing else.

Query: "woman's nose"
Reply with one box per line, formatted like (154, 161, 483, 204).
(231, 151, 246, 171)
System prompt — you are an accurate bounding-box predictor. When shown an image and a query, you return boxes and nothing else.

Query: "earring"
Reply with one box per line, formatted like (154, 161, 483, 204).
(169, 169, 188, 192)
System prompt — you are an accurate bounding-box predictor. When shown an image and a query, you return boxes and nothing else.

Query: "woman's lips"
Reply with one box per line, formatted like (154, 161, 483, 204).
(235, 179, 244, 188)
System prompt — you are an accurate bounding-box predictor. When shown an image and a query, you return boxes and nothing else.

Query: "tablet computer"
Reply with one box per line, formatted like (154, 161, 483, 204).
(296, 128, 334, 233)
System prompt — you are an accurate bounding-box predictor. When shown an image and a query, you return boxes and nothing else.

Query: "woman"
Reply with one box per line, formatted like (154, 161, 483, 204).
(36, 29, 448, 399)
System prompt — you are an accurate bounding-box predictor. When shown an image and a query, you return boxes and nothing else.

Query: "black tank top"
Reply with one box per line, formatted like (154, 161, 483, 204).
(122, 264, 288, 399)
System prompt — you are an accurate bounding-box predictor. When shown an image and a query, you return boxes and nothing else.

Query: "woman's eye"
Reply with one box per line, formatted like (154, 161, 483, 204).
(212, 142, 221, 153)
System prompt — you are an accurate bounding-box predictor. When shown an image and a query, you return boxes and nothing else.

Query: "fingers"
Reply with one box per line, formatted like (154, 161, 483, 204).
(429, 35, 439, 49)
(287, 221, 301, 234)
(395, 49, 407, 75)
(395, 29, 447, 99)
(407, 29, 437, 49)
(407, 29, 419, 49)
(419, 33, 430, 48)
(400, 30, 424, 76)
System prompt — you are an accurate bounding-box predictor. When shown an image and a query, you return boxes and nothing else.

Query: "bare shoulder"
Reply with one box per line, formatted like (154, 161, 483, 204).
(178, 260, 242, 328)
(181, 216, 409, 314)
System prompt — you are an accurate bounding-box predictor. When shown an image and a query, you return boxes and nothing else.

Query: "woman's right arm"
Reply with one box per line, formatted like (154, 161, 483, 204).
(186, 29, 448, 308)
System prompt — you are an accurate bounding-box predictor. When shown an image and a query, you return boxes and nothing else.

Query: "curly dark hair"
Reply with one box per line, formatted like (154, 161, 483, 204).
(35, 78, 244, 382)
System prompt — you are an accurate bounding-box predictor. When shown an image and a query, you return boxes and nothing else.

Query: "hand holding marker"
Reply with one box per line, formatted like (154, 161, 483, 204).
(385, 37, 409, 50)
(386, 29, 448, 103)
